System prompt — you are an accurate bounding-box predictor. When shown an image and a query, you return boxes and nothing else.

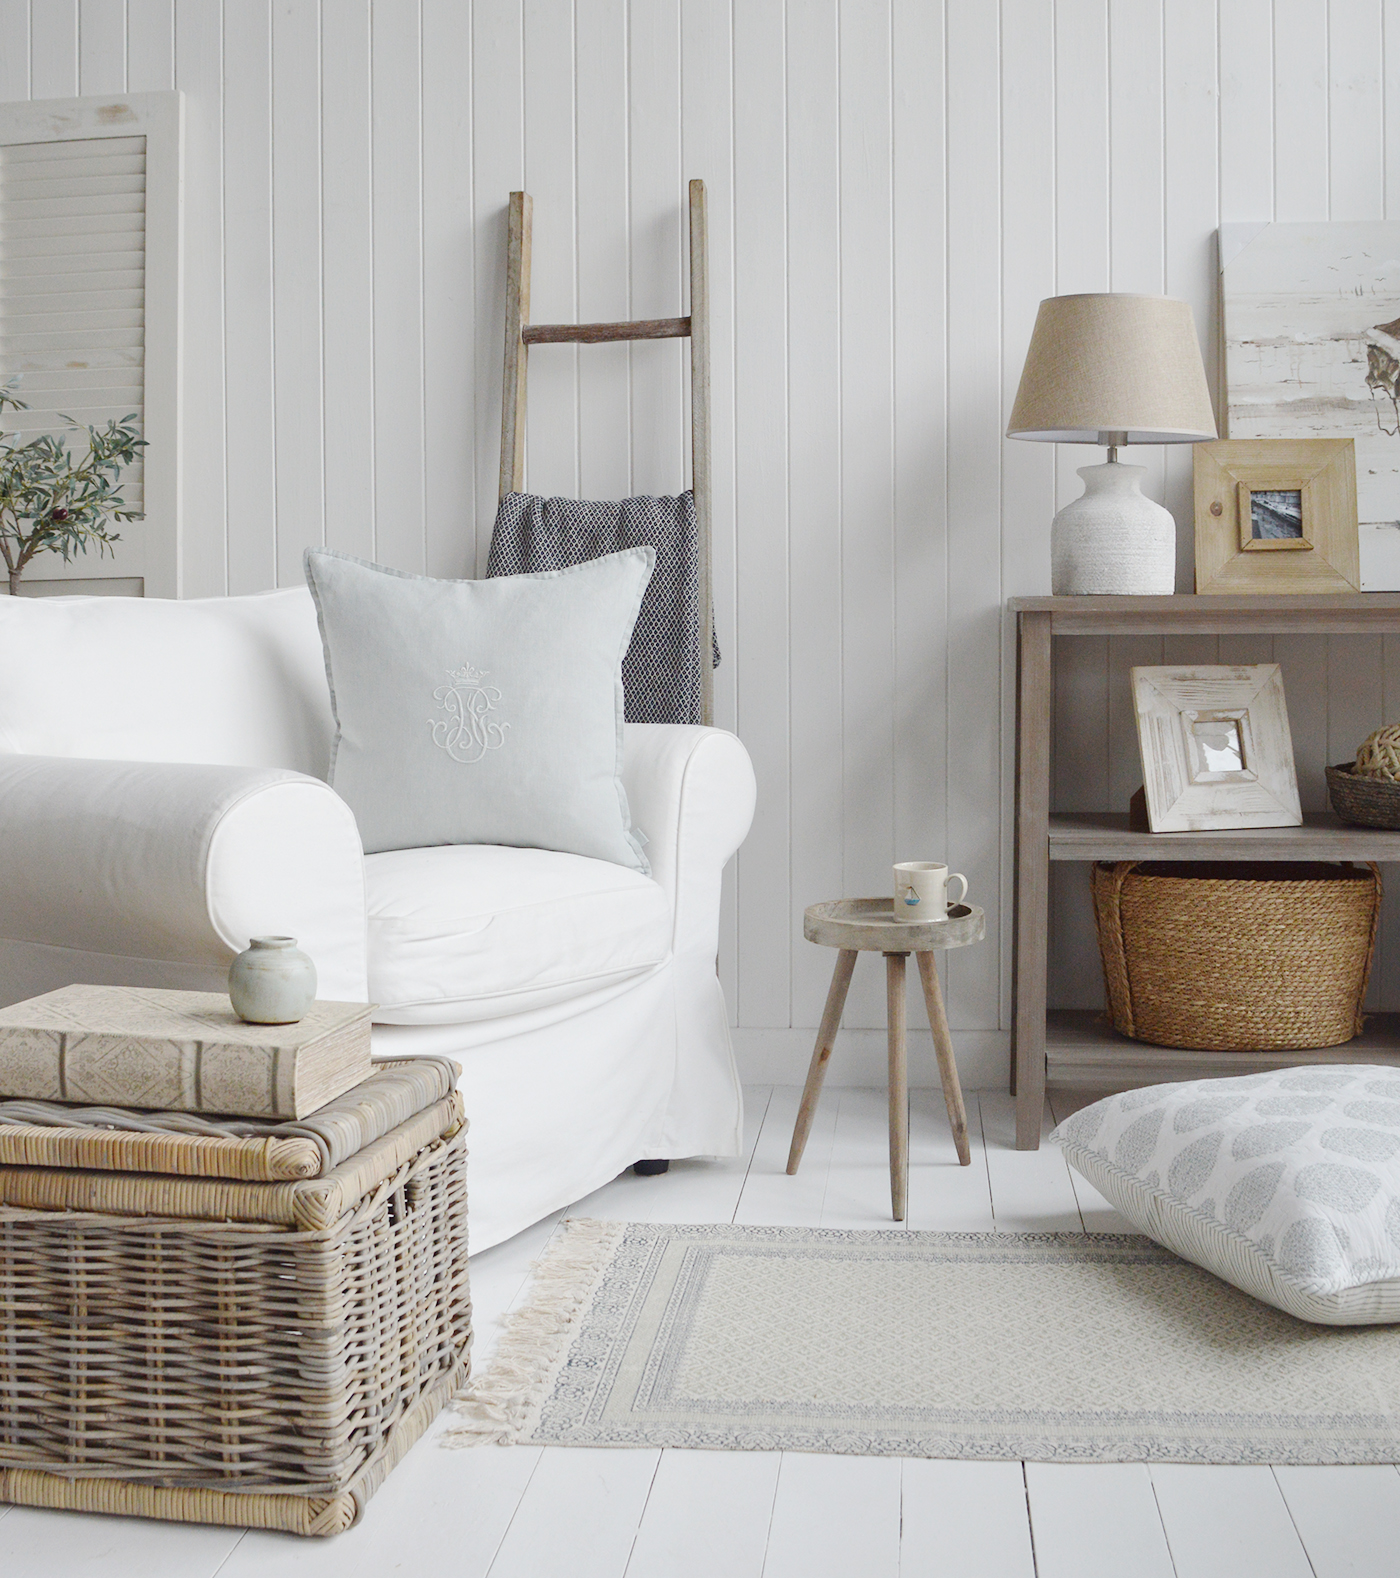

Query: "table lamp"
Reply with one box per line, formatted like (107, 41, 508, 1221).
(1006, 293, 1217, 595)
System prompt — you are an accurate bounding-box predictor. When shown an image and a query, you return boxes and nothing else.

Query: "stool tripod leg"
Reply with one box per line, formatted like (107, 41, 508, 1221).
(886, 952, 909, 1222)
(917, 950, 971, 1166)
(787, 948, 857, 1174)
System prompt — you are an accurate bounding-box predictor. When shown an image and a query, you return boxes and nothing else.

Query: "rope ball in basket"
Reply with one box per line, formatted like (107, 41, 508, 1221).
(1354, 725, 1400, 782)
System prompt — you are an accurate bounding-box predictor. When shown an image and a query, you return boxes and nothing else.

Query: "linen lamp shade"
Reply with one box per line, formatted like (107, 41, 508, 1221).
(1006, 293, 1217, 446)
(1007, 292, 1216, 594)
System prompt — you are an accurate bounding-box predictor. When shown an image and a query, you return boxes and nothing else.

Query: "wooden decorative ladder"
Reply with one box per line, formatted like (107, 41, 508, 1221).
(498, 180, 713, 726)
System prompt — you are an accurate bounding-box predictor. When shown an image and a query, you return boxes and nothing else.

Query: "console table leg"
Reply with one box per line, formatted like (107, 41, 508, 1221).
(1014, 609, 1052, 1150)
(916, 951, 971, 1165)
(786, 948, 857, 1175)
(885, 952, 909, 1222)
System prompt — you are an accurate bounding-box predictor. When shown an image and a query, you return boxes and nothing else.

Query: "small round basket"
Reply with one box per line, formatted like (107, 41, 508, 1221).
(1327, 762, 1400, 830)
(1091, 860, 1380, 1052)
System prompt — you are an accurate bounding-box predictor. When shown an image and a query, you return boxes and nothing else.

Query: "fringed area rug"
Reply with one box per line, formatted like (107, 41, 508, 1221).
(442, 1219, 1400, 1464)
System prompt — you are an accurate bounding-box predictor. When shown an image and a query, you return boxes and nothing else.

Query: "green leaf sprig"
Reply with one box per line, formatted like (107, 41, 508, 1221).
(0, 377, 147, 596)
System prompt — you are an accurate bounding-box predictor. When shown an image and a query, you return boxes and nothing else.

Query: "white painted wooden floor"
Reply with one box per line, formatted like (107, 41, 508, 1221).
(3, 1085, 1399, 1577)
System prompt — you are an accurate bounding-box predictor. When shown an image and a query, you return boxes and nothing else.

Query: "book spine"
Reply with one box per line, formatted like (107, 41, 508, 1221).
(194, 1039, 287, 1117)
(61, 1033, 203, 1111)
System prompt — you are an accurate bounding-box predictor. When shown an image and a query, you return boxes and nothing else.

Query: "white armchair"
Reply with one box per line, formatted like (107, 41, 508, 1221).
(0, 588, 755, 1250)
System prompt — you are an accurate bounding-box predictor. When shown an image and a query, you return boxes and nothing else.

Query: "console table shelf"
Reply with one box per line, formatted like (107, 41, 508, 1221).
(1046, 1010, 1400, 1092)
(1048, 811, 1400, 863)
(1010, 593, 1400, 1150)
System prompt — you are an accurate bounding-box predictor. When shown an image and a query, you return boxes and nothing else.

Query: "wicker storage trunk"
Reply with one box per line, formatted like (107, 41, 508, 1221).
(1090, 861, 1381, 1052)
(0, 1093, 471, 1537)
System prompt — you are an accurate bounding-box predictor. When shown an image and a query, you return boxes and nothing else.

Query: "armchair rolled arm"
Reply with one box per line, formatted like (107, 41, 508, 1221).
(622, 724, 756, 956)
(0, 756, 368, 1000)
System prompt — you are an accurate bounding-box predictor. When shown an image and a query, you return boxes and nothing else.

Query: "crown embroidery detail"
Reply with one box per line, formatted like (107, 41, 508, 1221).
(429, 662, 509, 763)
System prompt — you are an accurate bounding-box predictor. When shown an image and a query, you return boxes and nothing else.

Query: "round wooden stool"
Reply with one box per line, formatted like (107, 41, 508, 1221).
(787, 898, 985, 1222)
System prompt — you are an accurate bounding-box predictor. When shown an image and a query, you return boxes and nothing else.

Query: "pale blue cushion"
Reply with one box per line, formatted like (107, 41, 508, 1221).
(304, 546, 653, 869)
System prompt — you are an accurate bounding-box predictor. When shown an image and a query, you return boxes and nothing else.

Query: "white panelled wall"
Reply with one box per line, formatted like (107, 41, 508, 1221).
(3, 0, 1399, 1087)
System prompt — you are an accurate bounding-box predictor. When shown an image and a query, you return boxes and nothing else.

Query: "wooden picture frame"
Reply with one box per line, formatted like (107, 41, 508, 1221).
(1131, 663, 1302, 832)
(1193, 439, 1359, 594)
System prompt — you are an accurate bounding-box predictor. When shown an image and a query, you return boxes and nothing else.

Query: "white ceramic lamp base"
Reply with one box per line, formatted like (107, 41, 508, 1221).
(1050, 459, 1176, 595)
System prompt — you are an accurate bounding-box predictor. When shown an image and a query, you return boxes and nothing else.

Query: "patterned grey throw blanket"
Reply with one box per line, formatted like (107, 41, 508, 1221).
(488, 490, 719, 725)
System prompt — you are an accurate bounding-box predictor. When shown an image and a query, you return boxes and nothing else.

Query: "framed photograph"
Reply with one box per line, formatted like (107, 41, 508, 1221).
(1220, 221, 1400, 588)
(1131, 663, 1302, 832)
(1193, 439, 1359, 594)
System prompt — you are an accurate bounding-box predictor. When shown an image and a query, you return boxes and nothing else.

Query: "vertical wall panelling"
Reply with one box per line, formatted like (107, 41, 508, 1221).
(369, 0, 424, 573)
(1328, 2, 1384, 221)
(625, 0, 684, 499)
(679, 0, 736, 732)
(421, 0, 476, 579)
(172, 0, 225, 597)
(79, 0, 126, 94)
(1218, 0, 1272, 226)
(1053, 1, 1109, 300)
(891, 0, 948, 1017)
(731, 0, 789, 1029)
(1161, 0, 1218, 586)
(1272, 0, 1329, 220)
(271, 0, 323, 587)
(30, 1, 78, 98)
(469, 0, 523, 573)
(221, 0, 277, 595)
(0, 1, 30, 100)
(520, 0, 578, 503)
(320, 0, 375, 564)
(127, 0, 174, 93)
(1387, 0, 1400, 218)
(836, 0, 895, 1030)
(944, 2, 1001, 1033)
(575, 0, 631, 502)
(785, 0, 844, 1034)
(1108, 0, 1167, 521)
(10, 0, 1400, 1078)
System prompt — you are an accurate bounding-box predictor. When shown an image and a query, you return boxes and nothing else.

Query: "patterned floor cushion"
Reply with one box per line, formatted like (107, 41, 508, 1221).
(1051, 1067, 1400, 1324)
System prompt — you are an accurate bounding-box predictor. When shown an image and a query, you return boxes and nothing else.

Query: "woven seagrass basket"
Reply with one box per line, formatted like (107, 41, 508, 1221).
(0, 1097, 470, 1537)
(1090, 861, 1381, 1052)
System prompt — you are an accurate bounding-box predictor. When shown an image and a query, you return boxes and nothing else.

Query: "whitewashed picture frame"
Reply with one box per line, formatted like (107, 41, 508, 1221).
(1131, 663, 1302, 833)
(1220, 222, 1400, 591)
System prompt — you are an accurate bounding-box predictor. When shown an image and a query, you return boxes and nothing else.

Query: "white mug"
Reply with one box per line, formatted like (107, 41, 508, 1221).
(893, 861, 968, 923)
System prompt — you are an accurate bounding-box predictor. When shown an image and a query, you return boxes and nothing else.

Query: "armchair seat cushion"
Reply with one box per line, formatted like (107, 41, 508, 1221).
(365, 843, 672, 1025)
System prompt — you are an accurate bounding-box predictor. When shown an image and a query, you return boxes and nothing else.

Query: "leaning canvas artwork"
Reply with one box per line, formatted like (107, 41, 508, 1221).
(1221, 221, 1400, 589)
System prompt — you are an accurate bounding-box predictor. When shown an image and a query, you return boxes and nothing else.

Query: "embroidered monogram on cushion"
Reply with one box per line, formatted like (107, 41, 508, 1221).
(429, 663, 509, 764)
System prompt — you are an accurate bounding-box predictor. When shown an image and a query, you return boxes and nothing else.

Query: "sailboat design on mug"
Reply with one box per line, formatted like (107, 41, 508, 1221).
(892, 862, 968, 922)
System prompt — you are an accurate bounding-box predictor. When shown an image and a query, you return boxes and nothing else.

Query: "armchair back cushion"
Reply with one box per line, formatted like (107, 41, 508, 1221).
(0, 588, 332, 775)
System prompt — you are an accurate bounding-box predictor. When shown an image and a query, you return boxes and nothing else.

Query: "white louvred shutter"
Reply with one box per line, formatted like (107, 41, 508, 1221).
(0, 95, 181, 596)
(0, 135, 147, 512)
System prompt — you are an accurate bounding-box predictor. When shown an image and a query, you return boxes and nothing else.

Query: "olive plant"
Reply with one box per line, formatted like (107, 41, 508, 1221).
(0, 379, 146, 596)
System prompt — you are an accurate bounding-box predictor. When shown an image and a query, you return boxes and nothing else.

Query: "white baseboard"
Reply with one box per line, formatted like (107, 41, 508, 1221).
(730, 1026, 1010, 1090)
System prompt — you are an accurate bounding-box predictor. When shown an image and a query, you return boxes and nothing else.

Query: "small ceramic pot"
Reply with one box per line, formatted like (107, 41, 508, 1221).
(228, 936, 317, 1024)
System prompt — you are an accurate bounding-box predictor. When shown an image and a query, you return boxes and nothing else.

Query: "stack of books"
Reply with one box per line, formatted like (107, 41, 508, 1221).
(0, 983, 373, 1118)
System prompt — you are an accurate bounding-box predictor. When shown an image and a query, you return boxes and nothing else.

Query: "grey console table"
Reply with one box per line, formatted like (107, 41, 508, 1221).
(1010, 593, 1400, 1151)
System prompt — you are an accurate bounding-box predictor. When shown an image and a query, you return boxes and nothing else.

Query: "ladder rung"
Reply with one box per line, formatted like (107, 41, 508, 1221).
(522, 316, 691, 345)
